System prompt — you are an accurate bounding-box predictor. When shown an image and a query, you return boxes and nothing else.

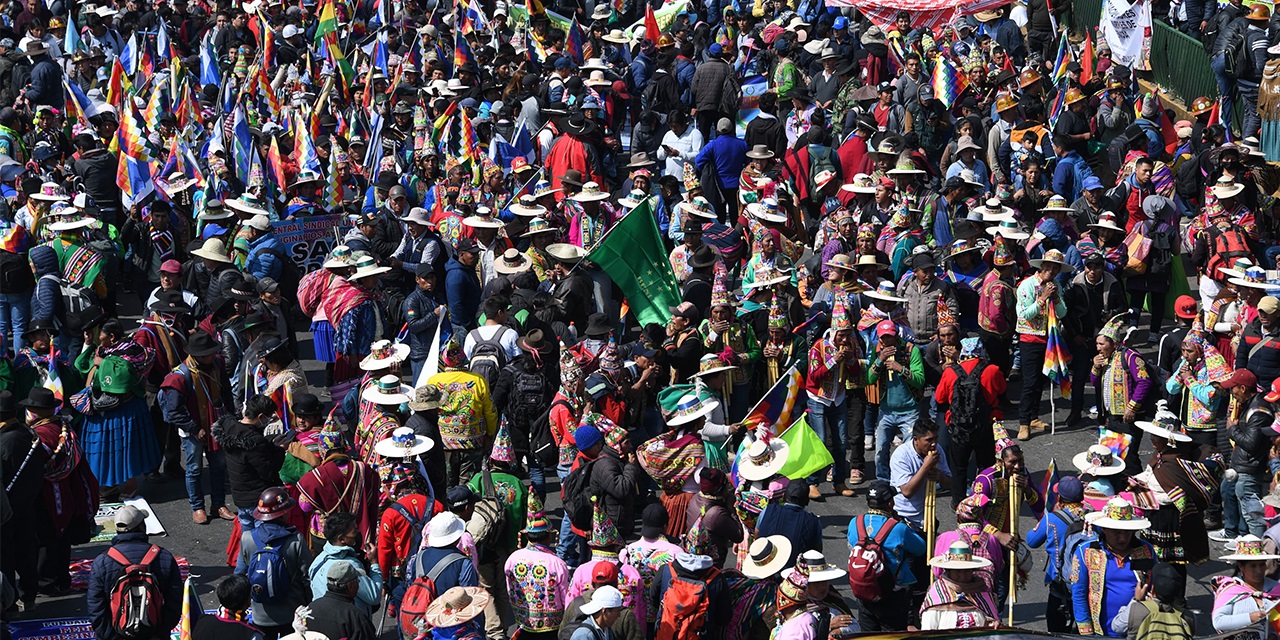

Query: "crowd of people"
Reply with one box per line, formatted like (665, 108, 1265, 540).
(4, 0, 1280, 637)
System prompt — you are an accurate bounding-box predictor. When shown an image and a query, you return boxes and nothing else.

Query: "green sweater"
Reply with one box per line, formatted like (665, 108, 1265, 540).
(864, 343, 925, 414)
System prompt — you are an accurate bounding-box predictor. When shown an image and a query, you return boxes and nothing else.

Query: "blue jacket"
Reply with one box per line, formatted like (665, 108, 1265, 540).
(28, 244, 62, 326)
(402, 287, 449, 360)
(245, 232, 286, 281)
(28, 57, 63, 108)
(695, 134, 749, 190)
(87, 533, 183, 640)
(1027, 508, 1081, 584)
(846, 512, 926, 587)
(444, 257, 482, 331)
(308, 542, 384, 615)
(629, 52, 653, 94)
(1052, 150, 1094, 202)
(1132, 118, 1165, 159)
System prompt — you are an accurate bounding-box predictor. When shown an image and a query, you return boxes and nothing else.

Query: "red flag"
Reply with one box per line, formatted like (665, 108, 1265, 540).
(1152, 93, 1179, 150)
(1080, 33, 1094, 84)
(644, 4, 659, 45)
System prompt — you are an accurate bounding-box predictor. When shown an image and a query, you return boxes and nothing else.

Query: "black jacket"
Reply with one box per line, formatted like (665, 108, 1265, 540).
(1232, 395, 1274, 475)
(585, 448, 643, 538)
(307, 591, 378, 640)
(0, 420, 46, 515)
(87, 533, 183, 640)
(73, 147, 120, 216)
(492, 356, 556, 456)
(690, 58, 733, 112)
(1236, 319, 1280, 388)
(216, 417, 285, 509)
(744, 114, 787, 158)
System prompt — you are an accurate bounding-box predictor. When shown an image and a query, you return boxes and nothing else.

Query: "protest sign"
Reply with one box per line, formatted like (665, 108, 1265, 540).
(270, 213, 352, 273)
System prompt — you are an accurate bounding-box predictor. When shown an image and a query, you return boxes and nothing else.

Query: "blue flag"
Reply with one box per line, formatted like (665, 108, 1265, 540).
(200, 38, 220, 86)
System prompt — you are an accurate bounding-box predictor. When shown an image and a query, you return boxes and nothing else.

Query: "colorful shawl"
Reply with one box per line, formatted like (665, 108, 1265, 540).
(62, 242, 102, 288)
(638, 431, 705, 492)
(321, 278, 377, 330)
(920, 575, 999, 620)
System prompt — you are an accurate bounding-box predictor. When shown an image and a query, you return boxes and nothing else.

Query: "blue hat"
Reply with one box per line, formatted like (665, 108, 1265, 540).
(1056, 476, 1084, 503)
(1082, 176, 1105, 191)
(554, 57, 572, 70)
(582, 97, 601, 110)
(708, 43, 723, 56)
(575, 424, 604, 452)
(833, 16, 848, 29)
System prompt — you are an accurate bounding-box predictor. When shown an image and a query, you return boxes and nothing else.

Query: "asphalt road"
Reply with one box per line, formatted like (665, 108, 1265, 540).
(22, 312, 1234, 637)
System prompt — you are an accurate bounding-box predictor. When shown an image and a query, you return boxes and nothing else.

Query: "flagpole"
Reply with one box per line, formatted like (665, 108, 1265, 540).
(498, 167, 543, 211)
(742, 365, 798, 434)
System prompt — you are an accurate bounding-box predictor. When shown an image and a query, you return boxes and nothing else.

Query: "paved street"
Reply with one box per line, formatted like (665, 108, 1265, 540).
(25, 318, 1234, 636)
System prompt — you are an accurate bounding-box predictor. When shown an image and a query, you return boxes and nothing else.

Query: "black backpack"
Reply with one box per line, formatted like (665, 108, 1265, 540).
(467, 327, 511, 390)
(947, 363, 988, 444)
(560, 457, 599, 531)
(1224, 28, 1251, 79)
(718, 69, 742, 120)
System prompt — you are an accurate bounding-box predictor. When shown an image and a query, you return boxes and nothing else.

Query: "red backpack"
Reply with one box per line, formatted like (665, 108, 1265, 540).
(397, 552, 466, 639)
(106, 545, 165, 639)
(1206, 227, 1251, 281)
(847, 515, 899, 602)
(656, 565, 720, 640)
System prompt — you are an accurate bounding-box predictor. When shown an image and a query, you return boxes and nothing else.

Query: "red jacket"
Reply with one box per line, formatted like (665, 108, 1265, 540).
(933, 359, 1007, 425)
(377, 493, 443, 574)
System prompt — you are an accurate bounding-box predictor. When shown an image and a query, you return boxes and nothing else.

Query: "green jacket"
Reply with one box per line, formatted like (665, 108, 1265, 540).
(864, 343, 924, 414)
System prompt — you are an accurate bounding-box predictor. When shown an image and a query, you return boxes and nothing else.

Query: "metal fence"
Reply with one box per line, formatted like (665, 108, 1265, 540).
(1069, 0, 1219, 105)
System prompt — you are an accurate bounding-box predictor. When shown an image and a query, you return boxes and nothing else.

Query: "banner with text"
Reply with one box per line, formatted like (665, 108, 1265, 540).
(1100, 0, 1152, 70)
(271, 214, 352, 273)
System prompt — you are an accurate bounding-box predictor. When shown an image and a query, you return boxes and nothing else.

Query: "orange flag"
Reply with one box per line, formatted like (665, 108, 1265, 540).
(644, 4, 660, 45)
(1080, 33, 1095, 84)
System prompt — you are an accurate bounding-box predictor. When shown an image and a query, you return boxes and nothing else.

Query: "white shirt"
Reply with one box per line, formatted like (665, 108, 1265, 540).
(463, 324, 521, 361)
(657, 126, 704, 181)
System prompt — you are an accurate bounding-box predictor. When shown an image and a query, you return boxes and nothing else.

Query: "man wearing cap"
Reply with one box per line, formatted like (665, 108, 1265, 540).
(1026, 476, 1087, 632)
(1065, 250, 1128, 426)
(901, 252, 958, 342)
(848, 480, 925, 631)
(1070, 175, 1109, 229)
(86, 505, 183, 640)
(1235, 295, 1280, 389)
(690, 42, 735, 139)
(1222, 368, 1272, 538)
(307, 561, 379, 640)
(233, 487, 313, 636)
(444, 237, 484, 331)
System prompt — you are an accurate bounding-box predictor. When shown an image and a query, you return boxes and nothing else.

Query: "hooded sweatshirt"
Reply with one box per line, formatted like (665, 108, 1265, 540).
(29, 244, 63, 325)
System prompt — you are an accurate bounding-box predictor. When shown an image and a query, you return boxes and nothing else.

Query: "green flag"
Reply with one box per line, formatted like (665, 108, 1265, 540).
(777, 415, 834, 480)
(587, 199, 681, 327)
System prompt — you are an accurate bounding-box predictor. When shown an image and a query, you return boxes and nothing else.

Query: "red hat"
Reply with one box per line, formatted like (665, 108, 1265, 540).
(1266, 377, 1280, 403)
(875, 319, 897, 338)
(878, 176, 896, 189)
(591, 561, 619, 585)
(511, 156, 533, 173)
(1174, 295, 1198, 320)
(159, 259, 183, 274)
(1221, 368, 1259, 390)
(611, 80, 632, 100)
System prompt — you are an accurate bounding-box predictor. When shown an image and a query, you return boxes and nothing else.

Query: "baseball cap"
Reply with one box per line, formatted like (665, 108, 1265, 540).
(591, 561, 619, 585)
(1082, 176, 1105, 191)
(708, 43, 723, 56)
(326, 561, 360, 585)
(554, 57, 572, 70)
(159, 259, 182, 274)
(1262, 296, 1280, 315)
(1056, 476, 1084, 503)
(1221, 368, 1259, 390)
(1174, 295, 1198, 320)
(877, 81, 893, 94)
(630, 342, 657, 360)
(875, 319, 897, 338)
(446, 485, 479, 510)
(833, 16, 848, 29)
(114, 505, 150, 532)
(1266, 377, 1280, 402)
(669, 301, 701, 322)
(455, 237, 481, 254)
(866, 479, 896, 504)
(580, 585, 624, 615)
(640, 503, 668, 538)
(256, 277, 279, 294)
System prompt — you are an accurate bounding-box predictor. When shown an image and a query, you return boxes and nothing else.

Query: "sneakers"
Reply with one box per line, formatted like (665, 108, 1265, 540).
(834, 483, 855, 497)
(849, 470, 865, 485)
(1017, 424, 1031, 440)
(1225, 537, 1241, 551)
(1207, 529, 1233, 542)
(864, 435, 874, 451)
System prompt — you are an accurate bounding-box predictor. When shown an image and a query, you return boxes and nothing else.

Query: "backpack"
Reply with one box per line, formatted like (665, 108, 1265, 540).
(1135, 600, 1193, 640)
(398, 552, 467, 638)
(41, 273, 97, 317)
(246, 528, 291, 604)
(718, 69, 742, 121)
(532, 398, 577, 468)
(105, 545, 165, 639)
(1107, 122, 1160, 170)
(1224, 28, 1251, 80)
(655, 565, 720, 640)
(808, 145, 839, 188)
(506, 364, 551, 429)
(389, 502, 429, 572)
(1205, 227, 1252, 280)
(560, 457, 599, 531)
(467, 327, 511, 390)
(946, 363, 988, 445)
(847, 515, 899, 602)
(469, 463, 509, 551)
(1050, 510, 1087, 585)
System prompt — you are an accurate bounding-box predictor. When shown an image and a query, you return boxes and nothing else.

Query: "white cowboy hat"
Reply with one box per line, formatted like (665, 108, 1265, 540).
(985, 220, 1030, 240)
(741, 535, 792, 579)
(1072, 444, 1126, 476)
(1090, 497, 1151, 531)
(928, 540, 994, 570)
(546, 243, 586, 262)
(461, 214, 504, 229)
(47, 217, 95, 232)
(690, 354, 738, 379)
(29, 182, 69, 202)
(744, 270, 791, 290)
(359, 339, 410, 371)
(361, 375, 413, 406)
(746, 199, 787, 223)
(494, 248, 533, 275)
(161, 172, 198, 196)
(977, 198, 1015, 222)
(191, 238, 233, 263)
(799, 550, 847, 582)
(1133, 418, 1192, 443)
(570, 182, 611, 202)
(678, 198, 717, 220)
(863, 282, 907, 303)
(225, 195, 269, 217)
(1088, 215, 1126, 233)
(739, 438, 790, 481)
(1213, 181, 1246, 199)
(1220, 534, 1280, 561)
(841, 173, 878, 194)
(666, 393, 719, 426)
(351, 256, 392, 280)
(373, 426, 434, 458)
(509, 197, 547, 218)
(400, 207, 435, 227)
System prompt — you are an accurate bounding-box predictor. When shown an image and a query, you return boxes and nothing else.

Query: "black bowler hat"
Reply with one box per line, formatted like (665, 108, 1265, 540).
(19, 387, 58, 410)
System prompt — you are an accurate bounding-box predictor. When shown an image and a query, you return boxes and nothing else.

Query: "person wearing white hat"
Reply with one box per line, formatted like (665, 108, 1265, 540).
(920, 540, 999, 631)
(1013, 247, 1069, 440)
(1067, 497, 1155, 636)
(389, 207, 447, 289)
(1211, 534, 1280, 635)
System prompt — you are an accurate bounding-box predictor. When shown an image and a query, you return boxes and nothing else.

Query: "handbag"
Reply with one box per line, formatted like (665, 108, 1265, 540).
(1124, 224, 1152, 276)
